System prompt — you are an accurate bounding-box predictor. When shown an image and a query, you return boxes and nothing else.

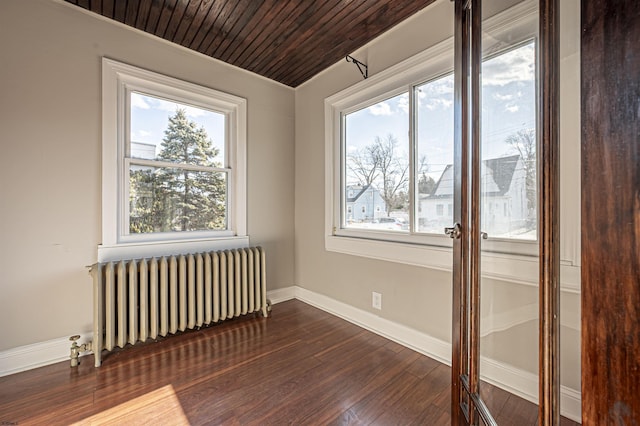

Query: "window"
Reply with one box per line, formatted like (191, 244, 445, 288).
(323, 0, 584, 283)
(336, 39, 536, 245)
(481, 41, 537, 241)
(100, 59, 247, 261)
(128, 92, 228, 235)
(343, 92, 409, 231)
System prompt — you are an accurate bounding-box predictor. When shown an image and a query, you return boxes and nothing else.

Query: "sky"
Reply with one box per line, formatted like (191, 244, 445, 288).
(128, 41, 536, 191)
(344, 41, 536, 183)
(130, 92, 226, 164)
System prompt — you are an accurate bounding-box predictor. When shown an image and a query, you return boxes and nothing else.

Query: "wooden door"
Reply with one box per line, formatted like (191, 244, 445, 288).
(451, 0, 560, 424)
(581, 1, 640, 423)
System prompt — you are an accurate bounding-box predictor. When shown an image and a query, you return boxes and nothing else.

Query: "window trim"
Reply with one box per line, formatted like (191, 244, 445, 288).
(100, 58, 247, 262)
(324, 0, 580, 291)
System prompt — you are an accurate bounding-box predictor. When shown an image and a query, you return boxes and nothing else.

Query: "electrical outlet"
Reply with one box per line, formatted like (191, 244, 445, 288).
(372, 292, 382, 310)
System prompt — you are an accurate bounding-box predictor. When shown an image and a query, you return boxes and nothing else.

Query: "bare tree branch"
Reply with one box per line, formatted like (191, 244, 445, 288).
(506, 129, 536, 225)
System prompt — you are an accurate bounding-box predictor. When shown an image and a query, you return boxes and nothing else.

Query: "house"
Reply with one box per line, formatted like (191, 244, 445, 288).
(345, 185, 387, 222)
(420, 155, 532, 238)
(0, 0, 637, 423)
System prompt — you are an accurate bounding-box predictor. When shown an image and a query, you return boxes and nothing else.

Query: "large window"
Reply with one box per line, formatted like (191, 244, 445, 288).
(337, 40, 536, 247)
(101, 59, 247, 261)
(324, 1, 570, 276)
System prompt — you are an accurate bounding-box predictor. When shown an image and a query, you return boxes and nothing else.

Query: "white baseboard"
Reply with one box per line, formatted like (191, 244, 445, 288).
(293, 286, 452, 365)
(272, 285, 581, 423)
(0, 285, 582, 423)
(0, 332, 92, 377)
(266, 286, 297, 304)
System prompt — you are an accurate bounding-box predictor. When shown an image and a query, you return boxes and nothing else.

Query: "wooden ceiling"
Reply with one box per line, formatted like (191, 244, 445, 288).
(64, 0, 436, 87)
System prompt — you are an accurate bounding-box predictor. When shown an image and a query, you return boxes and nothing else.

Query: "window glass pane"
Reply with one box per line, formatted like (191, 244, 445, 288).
(415, 73, 455, 234)
(129, 165, 227, 234)
(343, 92, 410, 232)
(481, 41, 537, 240)
(130, 92, 225, 167)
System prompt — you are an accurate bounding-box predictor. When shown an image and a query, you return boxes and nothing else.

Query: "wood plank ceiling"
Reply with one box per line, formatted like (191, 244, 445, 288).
(64, 0, 436, 87)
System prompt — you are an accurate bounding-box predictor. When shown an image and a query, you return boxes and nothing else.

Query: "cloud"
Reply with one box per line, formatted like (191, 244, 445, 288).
(397, 93, 410, 114)
(417, 75, 454, 96)
(131, 129, 153, 143)
(367, 102, 392, 116)
(346, 145, 358, 154)
(415, 74, 454, 110)
(493, 93, 514, 101)
(131, 93, 150, 110)
(132, 92, 213, 119)
(482, 43, 535, 86)
(423, 97, 453, 111)
(505, 104, 520, 113)
(152, 98, 211, 118)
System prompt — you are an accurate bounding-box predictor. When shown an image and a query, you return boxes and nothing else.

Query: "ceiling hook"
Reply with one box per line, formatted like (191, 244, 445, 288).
(345, 55, 368, 80)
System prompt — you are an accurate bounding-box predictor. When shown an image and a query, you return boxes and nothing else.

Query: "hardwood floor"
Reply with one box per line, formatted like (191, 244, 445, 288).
(0, 300, 579, 425)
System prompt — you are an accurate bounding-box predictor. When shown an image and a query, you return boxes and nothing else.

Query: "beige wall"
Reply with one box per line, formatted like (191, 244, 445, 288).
(0, 0, 295, 351)
(295, 0, 581, 392)
(0, 0, 580, 397)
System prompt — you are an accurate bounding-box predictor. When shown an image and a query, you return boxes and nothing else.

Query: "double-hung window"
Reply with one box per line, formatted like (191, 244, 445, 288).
(100, 59, 247, 261)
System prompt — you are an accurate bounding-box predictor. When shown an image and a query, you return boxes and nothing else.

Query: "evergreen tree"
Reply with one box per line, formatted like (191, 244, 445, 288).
(130, 108, 226, 233)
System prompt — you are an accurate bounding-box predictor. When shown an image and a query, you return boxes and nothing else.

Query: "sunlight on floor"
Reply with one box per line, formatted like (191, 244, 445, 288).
(72, 384, 189, 425)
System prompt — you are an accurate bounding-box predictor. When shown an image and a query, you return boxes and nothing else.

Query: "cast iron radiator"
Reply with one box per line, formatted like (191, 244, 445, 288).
(89, 247, 268, 366)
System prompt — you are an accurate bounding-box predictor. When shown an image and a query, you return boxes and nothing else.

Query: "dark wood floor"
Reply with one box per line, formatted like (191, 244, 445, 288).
(0, 300, 579, 425)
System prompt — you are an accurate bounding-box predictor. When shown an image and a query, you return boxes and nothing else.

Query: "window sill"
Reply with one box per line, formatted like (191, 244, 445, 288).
(98, 236, 250, 263)
(325, 234, 580, 293)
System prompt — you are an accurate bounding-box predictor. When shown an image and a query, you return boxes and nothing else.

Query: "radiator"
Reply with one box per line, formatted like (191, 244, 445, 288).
(89, 247, 268, 367)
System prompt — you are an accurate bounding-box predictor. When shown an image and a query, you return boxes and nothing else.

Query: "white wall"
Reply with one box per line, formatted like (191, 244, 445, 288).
(0, 0, 295, 352)
(295, 0, 581, 398)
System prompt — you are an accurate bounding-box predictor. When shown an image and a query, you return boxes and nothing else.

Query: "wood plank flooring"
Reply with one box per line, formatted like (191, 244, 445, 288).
(0, 300, 579, 425)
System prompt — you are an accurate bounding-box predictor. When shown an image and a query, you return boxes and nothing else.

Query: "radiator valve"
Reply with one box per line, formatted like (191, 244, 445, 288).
(69, 335, 91, 367)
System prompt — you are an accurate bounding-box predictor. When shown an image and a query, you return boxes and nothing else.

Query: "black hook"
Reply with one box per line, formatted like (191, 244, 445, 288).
(345, 55, 368, 80)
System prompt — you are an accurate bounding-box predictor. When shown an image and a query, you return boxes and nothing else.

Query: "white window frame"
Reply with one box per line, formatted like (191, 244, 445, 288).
(324, 0, 581, 291)
(100, 58, 248, 262)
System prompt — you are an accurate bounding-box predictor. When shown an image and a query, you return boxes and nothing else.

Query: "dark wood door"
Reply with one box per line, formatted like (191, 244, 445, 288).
(581, 1, 640, 424)
(450, 0, 470, 423)
(451, 0, 561, 424)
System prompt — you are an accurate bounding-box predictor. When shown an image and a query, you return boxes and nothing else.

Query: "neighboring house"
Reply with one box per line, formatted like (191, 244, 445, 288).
(420, 155, 529, 237)
(131, 141, 156, 160)
(345, 184, 387, 222)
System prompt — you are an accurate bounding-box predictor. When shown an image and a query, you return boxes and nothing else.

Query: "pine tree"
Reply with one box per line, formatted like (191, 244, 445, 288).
(130, 108, 226, 233)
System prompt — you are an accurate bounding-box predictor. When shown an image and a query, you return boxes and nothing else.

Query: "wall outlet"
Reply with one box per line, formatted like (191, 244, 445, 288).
(372, 292, 382, 310)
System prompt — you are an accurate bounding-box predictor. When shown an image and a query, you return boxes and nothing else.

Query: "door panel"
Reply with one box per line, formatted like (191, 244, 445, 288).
(479, 7, 540, 423)
(451, 0, 559, 424)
